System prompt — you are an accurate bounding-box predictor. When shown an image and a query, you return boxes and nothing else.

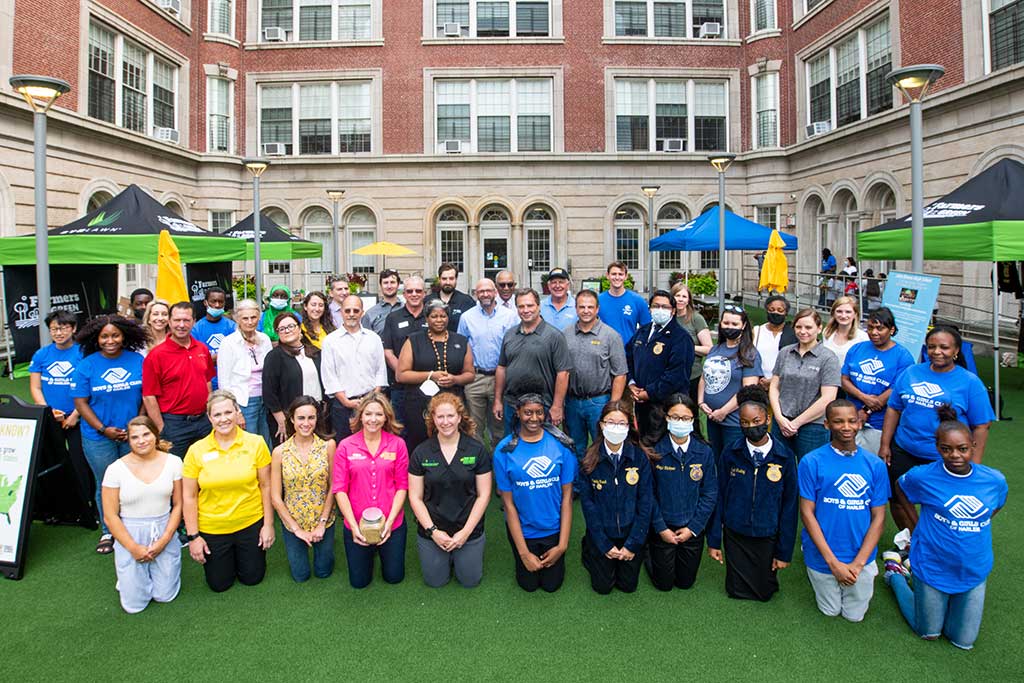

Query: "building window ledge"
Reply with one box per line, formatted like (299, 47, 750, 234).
(203, 33, 240, 47)
(421, 37, 564, 45)
(745, 29, 782, 44)
(244, 39, 385, 50)
(601, 37, 742, 47)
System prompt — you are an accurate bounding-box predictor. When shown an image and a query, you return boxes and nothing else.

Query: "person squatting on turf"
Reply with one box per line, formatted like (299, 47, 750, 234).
(884, 405, 1008, 650)
(577, 400, 653, 594)
(798, 400, 889, 621)
(707, 386, 798, 601)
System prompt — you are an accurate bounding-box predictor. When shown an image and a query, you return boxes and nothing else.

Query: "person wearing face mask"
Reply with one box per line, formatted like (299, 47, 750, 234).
(577, 400, 653, 594)
(646, 394, 717, 591)
(752, 295, 797, 391)
(260, 285, 301, 343)
(191, 287, 236, 390)
(698, 305, 763, 458)
(130, 288, 154, 321)
(707, 386, 798, 601)
(626, 290, 695, 436)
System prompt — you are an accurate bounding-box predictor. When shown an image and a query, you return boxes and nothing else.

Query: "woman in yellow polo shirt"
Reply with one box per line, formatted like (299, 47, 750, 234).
(183, 390, 275, 592)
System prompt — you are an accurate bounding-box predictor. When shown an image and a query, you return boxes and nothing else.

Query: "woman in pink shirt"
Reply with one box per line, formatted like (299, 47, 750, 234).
(333, 392, 409, 588)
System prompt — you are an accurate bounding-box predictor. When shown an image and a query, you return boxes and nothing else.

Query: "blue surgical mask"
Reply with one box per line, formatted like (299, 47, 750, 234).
(667, 419, 694, 438)
(206, 306, 224, 318)
(269, 298, 288, 310)
(651, 309, 672, 326)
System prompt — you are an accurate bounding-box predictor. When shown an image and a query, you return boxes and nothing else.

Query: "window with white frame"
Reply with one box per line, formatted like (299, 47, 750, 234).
(804, 15, 893, 133)
(208, 77, 232, 152)
(691, 0, 724, 37)
(435, 1, 550, 37)
(525, 205, 553, 272)
(266, 207, 292, 274)
(434, 78, 552, 153)
(346, 207, 377, 274)
(991, 0, 1024, 70)
(657, 204, 686, 270)
(209, 0, 234, 35)
(755, 205, 778, 229)
(614, 205, 643, 270)
(751, 0, 775, 32)
(436, 207, 468, 274)
(87, 22, 180, 138)
(259, 81, 374, 156)
(805, 0, 826, 11)
(304, 207, 333, 277)
(261, 0, 372, 41)
(753, 72, 778, 148)
(614, 1, 721, 39)
(210, 210, 234, 232)
(616, 78, 727, 152)
(699, 203, 721, 269)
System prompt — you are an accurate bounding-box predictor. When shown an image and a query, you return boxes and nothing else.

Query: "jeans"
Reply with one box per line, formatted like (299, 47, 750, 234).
(890, 574, 987, 649)
(280, 522, 336, 582)
(329, 397, 354, 443)
(565, 395, 608, 461)
(503, 399, 518, 436)
(706, 421, 743, 460)
(239, 397, 271, 450)
(161, 413, 211, 459)
(342, 522, 407, 589)
(772, 421, 829, 460)
(81, 437, 131, 534)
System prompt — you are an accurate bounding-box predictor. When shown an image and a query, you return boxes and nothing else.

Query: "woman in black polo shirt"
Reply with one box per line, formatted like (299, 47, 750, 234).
(408, 392, 492, 588)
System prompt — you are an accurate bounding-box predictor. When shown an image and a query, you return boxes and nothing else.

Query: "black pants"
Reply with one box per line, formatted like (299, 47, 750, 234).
(202, 520, 266, 592)
(329, 397, 354, 443)
(581, 533, 643, 594)
(723, 526, 778, 602)
(506, 527, 565, 593)
(645, 530, 705, 590)
(161, 413, 211, 459)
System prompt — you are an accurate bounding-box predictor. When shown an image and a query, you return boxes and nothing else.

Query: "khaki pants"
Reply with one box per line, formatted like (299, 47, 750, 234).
(464, 373, 504, 447)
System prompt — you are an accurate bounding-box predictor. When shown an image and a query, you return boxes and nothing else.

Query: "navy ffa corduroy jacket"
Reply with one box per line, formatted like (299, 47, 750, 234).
(649, 434, 717, 536)
(577, 440, 654, 554)
(625, 319, 695, 402)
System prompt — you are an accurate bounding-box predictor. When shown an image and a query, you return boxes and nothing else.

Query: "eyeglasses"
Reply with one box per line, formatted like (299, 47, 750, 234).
(497, 282, 516, 288)
(405, 288, 424, 294)
(723, 304, 744, 313)
(277, 323, 299, 333)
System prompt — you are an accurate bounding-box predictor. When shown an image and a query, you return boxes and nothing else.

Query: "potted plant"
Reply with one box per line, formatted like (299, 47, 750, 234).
(232, 275, 256, 302)
(346, 272, 368, 294)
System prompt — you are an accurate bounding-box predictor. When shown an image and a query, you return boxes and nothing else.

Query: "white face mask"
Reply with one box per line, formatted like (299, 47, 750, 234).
(269, 298, 288, 310)
(651, 309, 673, 326)
(667, 419, 694, 438)
(602, 423, 629, 445)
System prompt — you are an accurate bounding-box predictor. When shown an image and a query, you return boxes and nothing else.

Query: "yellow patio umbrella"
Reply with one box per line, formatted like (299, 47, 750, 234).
(758, 229, 789, 293)
(155, 229, 189, 304)
(351, 240, 418, 271)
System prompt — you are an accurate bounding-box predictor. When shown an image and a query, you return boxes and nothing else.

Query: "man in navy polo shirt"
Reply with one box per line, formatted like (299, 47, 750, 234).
(143, 302, 215, 458)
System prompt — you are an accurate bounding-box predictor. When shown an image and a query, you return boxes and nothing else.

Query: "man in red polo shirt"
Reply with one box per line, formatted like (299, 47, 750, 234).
(143, 301, 215, 458)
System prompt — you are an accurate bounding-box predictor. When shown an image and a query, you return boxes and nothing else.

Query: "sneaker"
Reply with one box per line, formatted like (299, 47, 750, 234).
(881, 550, 902, 564)
(883, 560, 909, 585)
(902, 556, 912, 575)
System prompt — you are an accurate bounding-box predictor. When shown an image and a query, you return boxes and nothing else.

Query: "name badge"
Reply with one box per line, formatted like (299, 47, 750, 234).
(381, 451, 397, 461)
(203, 451, 219, 462)
(398, 321, 410, 329)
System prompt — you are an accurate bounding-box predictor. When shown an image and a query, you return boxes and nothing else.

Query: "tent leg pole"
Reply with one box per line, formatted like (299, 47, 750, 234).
(993, 265, 1001, 421)
(0, 266, 12, 378)
(794, 245, 800, 312)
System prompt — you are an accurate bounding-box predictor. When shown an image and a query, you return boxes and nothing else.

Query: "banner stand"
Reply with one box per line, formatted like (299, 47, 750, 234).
(0, 395, 45, 580)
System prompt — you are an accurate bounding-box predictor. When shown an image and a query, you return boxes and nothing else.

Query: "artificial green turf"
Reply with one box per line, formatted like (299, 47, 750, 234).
(2, 365, 1022, 681)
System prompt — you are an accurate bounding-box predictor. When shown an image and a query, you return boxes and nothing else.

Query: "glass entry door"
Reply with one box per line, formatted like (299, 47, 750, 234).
(482, 231, 509, 283)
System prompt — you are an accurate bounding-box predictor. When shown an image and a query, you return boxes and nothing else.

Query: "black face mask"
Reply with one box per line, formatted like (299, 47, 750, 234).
(742, 423, 770, 443)
(766, 312, 787, 326)
(720, 327, 743, 341)
(133, 309, 145, 320)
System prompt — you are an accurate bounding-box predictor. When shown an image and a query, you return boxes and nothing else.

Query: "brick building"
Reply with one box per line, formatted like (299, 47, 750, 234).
(1, 0, 1022, 325)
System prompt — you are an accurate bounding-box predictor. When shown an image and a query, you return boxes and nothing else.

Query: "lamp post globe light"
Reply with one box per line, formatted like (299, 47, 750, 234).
(10, 75, 71, 345)
(326, 189, 345, 278)
(708, 153, 736, 317)
(886, 64, 944, 274)
(242, 158, 270, 303)
(641, 185, 660, 293)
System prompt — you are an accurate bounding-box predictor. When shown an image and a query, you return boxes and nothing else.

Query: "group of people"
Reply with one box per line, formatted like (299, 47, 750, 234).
(27, 261, 1006, 651)
(818, 248, 886, 312)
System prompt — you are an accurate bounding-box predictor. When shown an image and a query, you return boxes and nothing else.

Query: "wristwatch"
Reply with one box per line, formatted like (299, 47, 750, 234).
(185, 532, 201, 542)
(425, 525, 437, 536)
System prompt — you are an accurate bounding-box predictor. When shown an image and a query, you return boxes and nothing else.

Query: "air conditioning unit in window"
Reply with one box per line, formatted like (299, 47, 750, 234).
(158, 0, 181, 15)
(806, 121, 831, 138)
(264, 26, 286, 42)
(663, 138, 685, 153)
(154, 127, 180, 144)
(699, 22, 722, 38)
(263, 142, 287, 156)
(443, 22, 462, 37)
(443, 140, 463, 154)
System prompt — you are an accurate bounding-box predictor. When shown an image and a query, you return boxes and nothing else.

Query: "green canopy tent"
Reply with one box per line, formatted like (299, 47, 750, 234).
(857, 158, 1024, 415)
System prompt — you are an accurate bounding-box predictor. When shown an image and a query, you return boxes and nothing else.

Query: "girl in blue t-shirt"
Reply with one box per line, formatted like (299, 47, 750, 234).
(493, 393, 576, 592)
(879, 325, 995, 532)
(884, 406, 1008, 650)
(71, 315, 148, 554)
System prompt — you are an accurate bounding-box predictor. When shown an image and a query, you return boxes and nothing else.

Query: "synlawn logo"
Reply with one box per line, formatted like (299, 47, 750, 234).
(523, 455, 556, 479)
(100, 367, 130, 384)
(858, 358, 885, 376)
(944, 494, 989, 520)
(911, 381, 944, 399)
(46, 360, 75, 378)
(87, 210, 122, 228)
(834, 473, 869, 499)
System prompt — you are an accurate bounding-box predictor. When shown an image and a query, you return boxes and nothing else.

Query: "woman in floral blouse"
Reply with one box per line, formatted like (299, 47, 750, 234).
(270, 395, 337, 582)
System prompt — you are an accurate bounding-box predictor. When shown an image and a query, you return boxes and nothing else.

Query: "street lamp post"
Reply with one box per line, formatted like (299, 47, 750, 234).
(327, 189, 345, 278)
(641, 185, 660, 293)
(9, 75, 71, 345)
(886, 64, 944, 274)
(708, 153, 736, 317)
(243, 158, 269, 303)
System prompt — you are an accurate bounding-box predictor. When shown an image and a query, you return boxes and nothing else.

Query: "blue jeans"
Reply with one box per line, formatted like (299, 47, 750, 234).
(81, 437, 131, 533)
(239, 397, 271, 450)
(565, 395, 608, 461)
(503, 399, 518, 436)
(706, 421, 743, 460)
(280, 522, 336, 582)
(160, 413, 211, 459)
(342, 522, 407, 588)
(772, 421, 829, 459)
(890, 573, 987, 649)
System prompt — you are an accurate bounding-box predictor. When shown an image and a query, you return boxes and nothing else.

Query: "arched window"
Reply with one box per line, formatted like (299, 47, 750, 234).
(657, 204, 687, 271)
(614, 204, 643, 270)
(302, 207, 333, 282)
(87, 191, 114, 213)
(345, 206, 377, 275)
(480, 205, 511, 283)
(436, 206, 467, 274)
(164, 201, 184, 217)
(830, 189, 859, 265)
(525, 204, 553, 289)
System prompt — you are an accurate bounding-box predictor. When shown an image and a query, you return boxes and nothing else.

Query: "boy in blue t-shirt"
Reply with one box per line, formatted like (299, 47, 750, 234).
(29, 310, 83, 423)
(799, 399, 889, 621)
(191, 287, 235, 390)
(597, 262, 651, 347)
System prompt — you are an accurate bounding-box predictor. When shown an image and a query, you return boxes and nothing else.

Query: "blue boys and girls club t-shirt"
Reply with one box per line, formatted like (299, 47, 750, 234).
(29, 342, 83, 414)
(888, 364, 995, 460)
(493, 431, 577, 539)
(899, 461, 1007, 594)
(70, 351, 145, 441)
(701, 344, 763, 427)
(798, 444, 890, 574)
(842, 341, 915, 430)
(598, 290, 651, 346)
(192, 316, 236, 389)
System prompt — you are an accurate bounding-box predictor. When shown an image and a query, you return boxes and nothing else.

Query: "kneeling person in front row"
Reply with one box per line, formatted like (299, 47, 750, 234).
(577, 400, 652, 594)
(799, 400, 889, 621)
(707, 386, 798, 601)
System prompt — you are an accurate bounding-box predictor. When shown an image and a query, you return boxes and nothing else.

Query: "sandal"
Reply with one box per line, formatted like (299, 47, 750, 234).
(96, 535, 114, 555)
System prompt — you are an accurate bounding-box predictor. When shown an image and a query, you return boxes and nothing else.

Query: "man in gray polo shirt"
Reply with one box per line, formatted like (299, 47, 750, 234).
(562, 289, 627, 462)
(494, 287, 572, 433)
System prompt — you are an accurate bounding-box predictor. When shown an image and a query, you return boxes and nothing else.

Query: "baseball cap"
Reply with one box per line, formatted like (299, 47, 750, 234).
(547, 267, 570, 280)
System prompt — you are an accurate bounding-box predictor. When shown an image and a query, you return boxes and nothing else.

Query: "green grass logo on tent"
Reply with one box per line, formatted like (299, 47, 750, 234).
(87, 210, 122, 228)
